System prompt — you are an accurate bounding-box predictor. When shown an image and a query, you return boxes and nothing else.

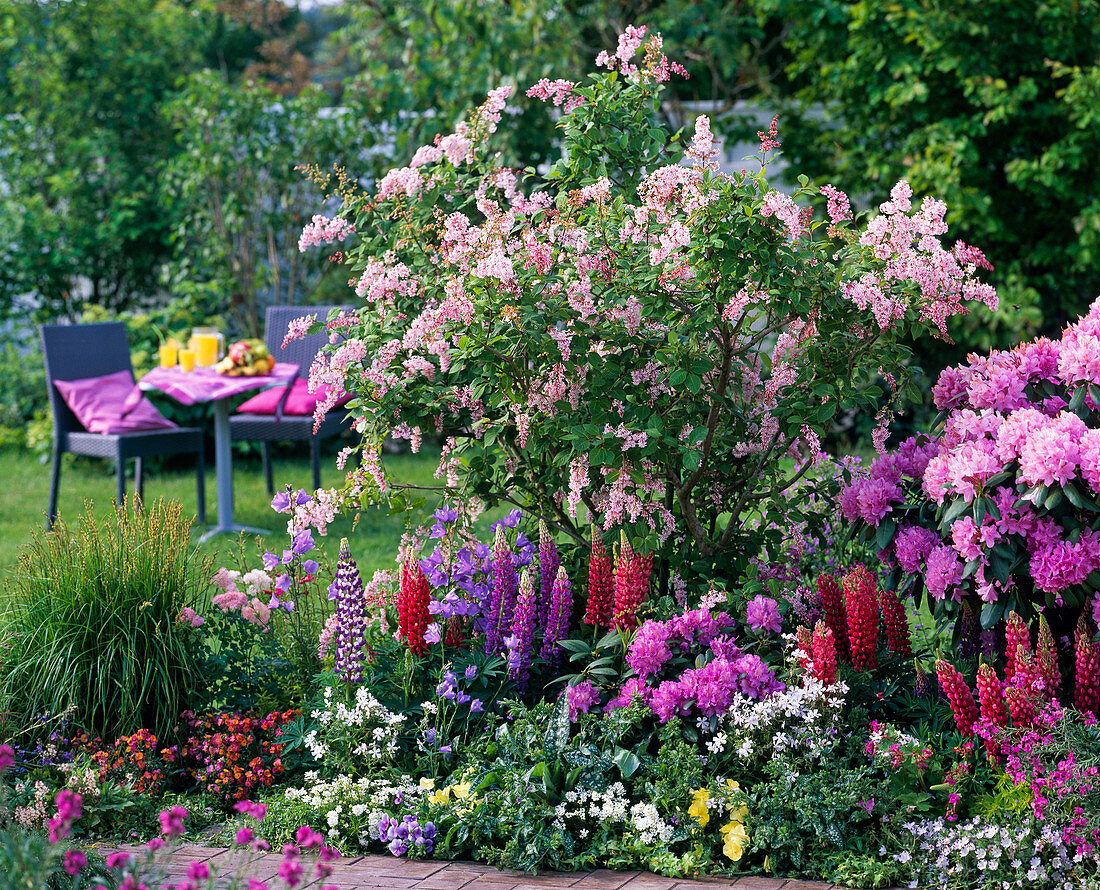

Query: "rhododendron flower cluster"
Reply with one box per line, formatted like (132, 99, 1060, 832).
(297, 25, 994, 588)
(842, 300, 1100, 632)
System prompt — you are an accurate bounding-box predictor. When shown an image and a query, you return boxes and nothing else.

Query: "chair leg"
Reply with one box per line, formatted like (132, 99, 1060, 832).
(116, 458, 126, 508)
(195, 446, 206, 525)
(311, 438, 321, 491)
(47, 445, 62, 530)
(261, 442, 274, 496)
(134, 457, 145, 508)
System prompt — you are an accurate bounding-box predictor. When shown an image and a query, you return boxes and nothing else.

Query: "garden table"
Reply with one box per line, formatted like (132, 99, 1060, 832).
(139, 363, 298, 541)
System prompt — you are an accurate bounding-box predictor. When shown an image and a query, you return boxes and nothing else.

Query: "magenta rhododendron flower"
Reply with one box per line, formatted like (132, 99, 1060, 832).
(745, 595, 782, 634)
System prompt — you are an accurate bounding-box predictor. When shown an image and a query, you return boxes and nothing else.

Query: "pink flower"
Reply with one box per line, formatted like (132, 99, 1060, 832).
(159, 805, 188, 840)
(63, 850, 87, 876)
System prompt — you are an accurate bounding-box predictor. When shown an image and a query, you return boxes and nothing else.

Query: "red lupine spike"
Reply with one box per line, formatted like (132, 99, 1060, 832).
(880, 586, 912, 657)
(817, 574, 850, 663)
(1075, 615, 1100, 717)
(1036, 615, 1061, 703)
(583, 528, 614, 627)
(935, 659, 979, 736)
(795, 625, 813, 671)
(1005, 685, 1038, 729)
(975, 663, 1008, 728)
(1004, 612, 1030, 685)
(397, 556, 431, 656)
(844, 565, 879, 672)
(811, 621, 837, 686)
(613, 549, 650, 632)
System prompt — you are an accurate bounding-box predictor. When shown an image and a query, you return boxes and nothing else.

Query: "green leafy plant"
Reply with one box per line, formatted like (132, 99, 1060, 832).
(1, 498, 209, 742)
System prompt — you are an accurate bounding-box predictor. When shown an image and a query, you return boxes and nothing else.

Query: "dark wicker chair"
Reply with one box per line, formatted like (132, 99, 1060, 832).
(41, 322, 206, 530)
(230, 305, 355, 495)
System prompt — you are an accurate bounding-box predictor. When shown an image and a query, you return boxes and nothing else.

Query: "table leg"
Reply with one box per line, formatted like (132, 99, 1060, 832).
(198, 399, 272, 542)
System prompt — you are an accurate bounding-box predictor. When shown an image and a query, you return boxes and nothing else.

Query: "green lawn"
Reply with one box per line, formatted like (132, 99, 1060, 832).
(0, 444, 446, 591)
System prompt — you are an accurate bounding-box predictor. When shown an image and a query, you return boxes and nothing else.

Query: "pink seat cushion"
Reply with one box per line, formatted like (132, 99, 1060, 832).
(54, 370, 178, 435)
(236, 379, 351, 416)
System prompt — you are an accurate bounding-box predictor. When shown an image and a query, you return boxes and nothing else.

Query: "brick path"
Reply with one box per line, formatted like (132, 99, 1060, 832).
(98, 844, 854, 890)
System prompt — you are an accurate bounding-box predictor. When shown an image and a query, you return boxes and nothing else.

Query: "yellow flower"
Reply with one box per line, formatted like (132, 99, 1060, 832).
(720, 820, 748, 862)
(451, 781, 472, 800)
(688, 789, 711, 827)
(419, 777, 436, 791)
(723, 780, 749, 822)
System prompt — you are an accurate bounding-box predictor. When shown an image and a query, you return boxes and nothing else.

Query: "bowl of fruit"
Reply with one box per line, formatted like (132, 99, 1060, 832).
(213, 339, 275, 376)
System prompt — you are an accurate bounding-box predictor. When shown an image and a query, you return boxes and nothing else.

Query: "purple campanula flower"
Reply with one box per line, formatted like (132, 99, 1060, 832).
(424, 623, 441, 644)
(262, 551, 279, 571)
(464, 664, 478, 681)
(267, 594, 282, 610)
(503, 509, 522, 529)
(470, 698, 484, 713)
(440, 744, 453, 758)
(301, 559, 319, 576)
(291, 529, 315, 555)
(275, 574, 291, 594)
(271, 490, 291, 513)
(294, 489, 312, 506)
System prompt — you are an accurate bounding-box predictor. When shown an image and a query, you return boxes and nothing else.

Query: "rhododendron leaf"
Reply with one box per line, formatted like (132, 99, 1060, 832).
(961, 559, 980, 581)
(1044, 489, 1064, 511)
(941, 498, 970, 525)
(1069, 385, 1087, 412)
(981, 600, 1007, 629)
(874, 519, 896, 552)
(1089, 384, 1100, 407)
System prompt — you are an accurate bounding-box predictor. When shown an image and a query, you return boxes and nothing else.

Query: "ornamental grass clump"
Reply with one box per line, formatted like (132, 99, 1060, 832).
(2, 498, 207, 742)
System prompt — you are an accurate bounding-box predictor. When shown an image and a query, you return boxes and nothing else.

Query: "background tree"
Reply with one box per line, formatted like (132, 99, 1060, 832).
(0, 0, 202, 320)
(162, 72, 357, 336)
(759, 0, 1100, 373)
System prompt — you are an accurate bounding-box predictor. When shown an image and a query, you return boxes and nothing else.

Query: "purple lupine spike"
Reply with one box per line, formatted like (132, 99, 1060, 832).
(509, 569, 537, 690)
(539, 565, 572, 669)
(538, 520, 559, 634)
(486, 525, 517, 656)
(332, 537, 367, 683)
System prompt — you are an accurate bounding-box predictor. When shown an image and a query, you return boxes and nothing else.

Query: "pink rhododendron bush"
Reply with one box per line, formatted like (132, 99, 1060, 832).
(842, 302, 1100, 644)
(296, 25, 995, 589)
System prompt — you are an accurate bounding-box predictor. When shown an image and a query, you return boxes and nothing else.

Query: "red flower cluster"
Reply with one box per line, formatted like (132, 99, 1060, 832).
(880, 586, 912, 657)
(583, 529, 614, 627)
(813, 568, 914, 674)
(177, 709, 296, 804)
(398, 556, 431, 656)
(611, 533, 651, 632)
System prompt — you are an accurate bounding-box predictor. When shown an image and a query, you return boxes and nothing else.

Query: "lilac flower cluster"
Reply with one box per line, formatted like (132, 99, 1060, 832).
(377, 813, 437, 856)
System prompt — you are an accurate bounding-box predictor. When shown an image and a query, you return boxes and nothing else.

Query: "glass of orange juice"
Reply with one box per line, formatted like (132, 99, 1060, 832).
(194, 333, 219, 368)
(179, 348, 196, 372)
(158, 341, 178, 368)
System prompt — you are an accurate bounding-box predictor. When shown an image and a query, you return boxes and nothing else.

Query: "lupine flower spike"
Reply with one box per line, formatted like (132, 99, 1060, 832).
(509, 570, 538, 690)
(612, 532, 650, 632)
(538, 520, 560, 634)
(1036, 615, 1061, 700)
(816, 574, 850, 662)
(331, 538, 367, 683)
(397, 556, 431, 656)
(795, 625, 813, 672)
(1075, 614, 1100, 717)
(1004, 611, 1030, 685)
(810, 620, 837, 686)
(486, 525, 518, 655)
(540, 566, 572, 669)
(583, 527, 614, 627)
(975, 663, 1007, 728)
(935, 659, 979, 735)
(844, 565, 879, 672)
(880, 585, 912, 657)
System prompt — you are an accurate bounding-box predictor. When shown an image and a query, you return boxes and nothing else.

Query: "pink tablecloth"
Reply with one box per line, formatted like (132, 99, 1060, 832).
(139, 362, 299, 405)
